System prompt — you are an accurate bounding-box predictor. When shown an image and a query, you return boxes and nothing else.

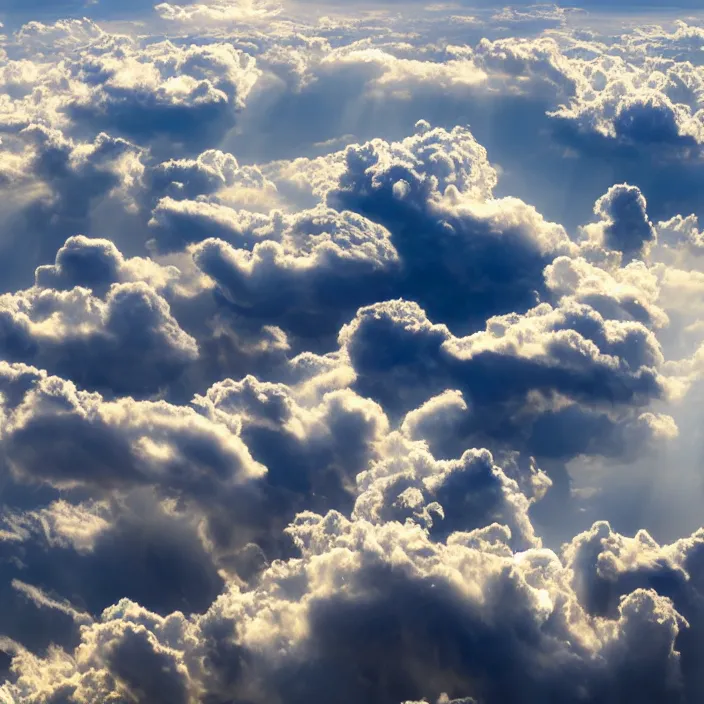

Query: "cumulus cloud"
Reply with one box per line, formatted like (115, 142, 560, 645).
(354, 440, 550, 549)
(174, 125, 576, 345)
(146, 149, 279, 211)
(35, 234, 180, 295)
(0, 19, 261, 157)
(0, 126, 146, 288)
(0, 508, 697, 704)
(156, 0, 283, 25)
(341, 297, 671, 454)
(1, 3, 704, 703)
(582, 184, 657, 263)
(66, 40, 261, 154)
(0, 280, 198, 396)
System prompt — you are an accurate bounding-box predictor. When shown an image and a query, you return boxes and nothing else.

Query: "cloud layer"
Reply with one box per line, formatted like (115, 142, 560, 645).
(1, 2, 704, 703)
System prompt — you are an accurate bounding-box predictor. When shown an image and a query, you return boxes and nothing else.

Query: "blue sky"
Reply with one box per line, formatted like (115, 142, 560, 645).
(1, 2, 704, 703)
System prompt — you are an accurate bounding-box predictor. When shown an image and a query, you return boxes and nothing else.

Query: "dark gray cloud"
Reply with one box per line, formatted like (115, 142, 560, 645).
(0, 280, 198, 396)
(175, 125, 576, 347)
(593, 184, 657, 261)
(341, 297, 667, 432)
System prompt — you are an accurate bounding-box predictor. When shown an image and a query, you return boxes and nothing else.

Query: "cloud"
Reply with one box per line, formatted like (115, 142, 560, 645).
(582, 184, 657, 263)
(0, 280, 198, 396)
(0, 497, 225, 646)
(66, 40, 261, 154)
(0, 126, 146, 289)
(0, 21, 261, 156)
(146, 149, 279, 210)
(191, 206, 399, 343)
(565, 521, 704, 702)
(156, 0, 283, 25)
(192, 373, 389, 560)
(0, 357, 387, 611)
(225, 38, 491, 162)
(35, 234, 180, 295)
(354, 440, 550, 549)
(0, 508, 697, 704)
(340, 297, 670, 454)
(177, 125, 576, 345)
(2, 5, 704, 703)
(0, 363, 265, 491)
(545, 254, 668, 330)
